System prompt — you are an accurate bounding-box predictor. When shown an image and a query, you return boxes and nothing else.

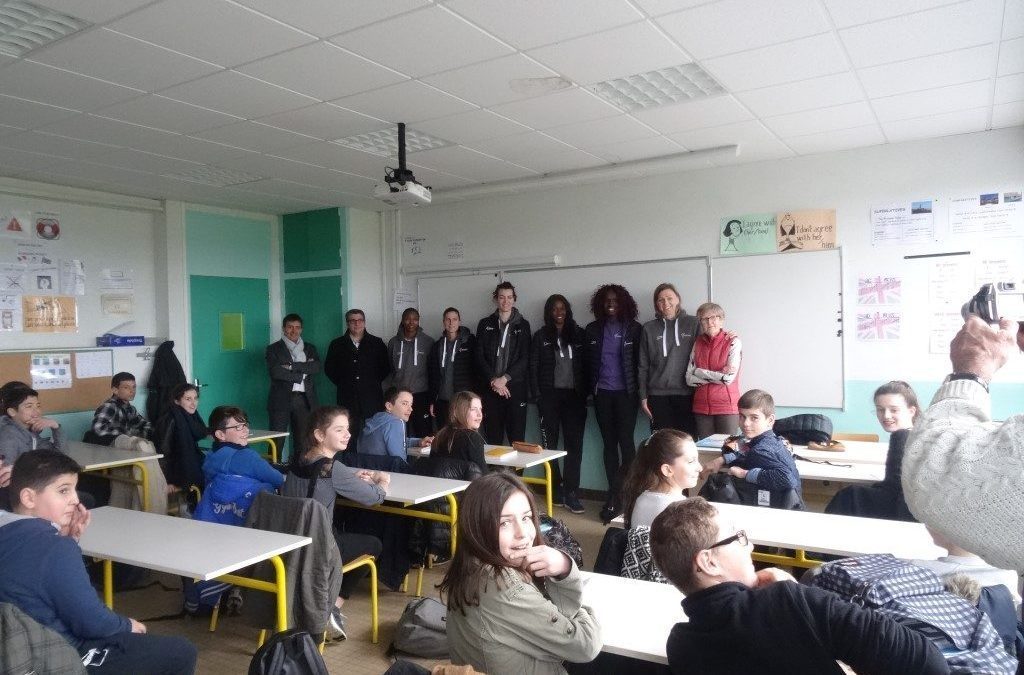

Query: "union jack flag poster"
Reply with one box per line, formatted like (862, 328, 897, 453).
(857, 312, 901, 341)
(858, 276, 901, 304)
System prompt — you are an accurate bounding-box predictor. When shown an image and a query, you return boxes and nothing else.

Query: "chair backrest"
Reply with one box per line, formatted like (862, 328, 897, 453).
(0, 602, 86, 675)
(833, 432, 880, 442)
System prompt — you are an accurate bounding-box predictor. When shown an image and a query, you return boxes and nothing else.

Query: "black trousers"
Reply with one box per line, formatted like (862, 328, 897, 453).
(408, 391, 433, 438)
(695, 413, 739, 440)
(480, 388, 528, 445)
(268, 391, 313, 459)
(334, 529, 384, 599)
(648, 394, 697, 437)
(79, 631, 197, 674)
(593, 390, 638, 504)
(537, 389, 587, 492)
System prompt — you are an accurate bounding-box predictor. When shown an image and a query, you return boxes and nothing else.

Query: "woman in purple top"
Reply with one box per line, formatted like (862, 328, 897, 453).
(584, 284, 643, 524)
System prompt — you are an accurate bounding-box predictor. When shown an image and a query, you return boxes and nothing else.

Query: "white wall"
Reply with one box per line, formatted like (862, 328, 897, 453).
(395, 127, 1024, 393)
(347, 207, 389, 338)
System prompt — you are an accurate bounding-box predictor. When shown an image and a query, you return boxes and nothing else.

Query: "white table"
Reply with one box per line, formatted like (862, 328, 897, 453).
(247, 429, 290, 463)
(580, 571, 685, 664)
(611, 502, 943, 568)
(79, 507, 310, 632)
(793, 460, 884, 484)
(409, 444, 567, 513)
(698, 440, 887, 466)
(64, 441, 164, 511)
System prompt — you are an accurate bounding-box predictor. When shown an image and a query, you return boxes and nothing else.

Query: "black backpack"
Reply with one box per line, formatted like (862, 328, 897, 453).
(248, 629, 328, 675)
(772, 414, 832, 445)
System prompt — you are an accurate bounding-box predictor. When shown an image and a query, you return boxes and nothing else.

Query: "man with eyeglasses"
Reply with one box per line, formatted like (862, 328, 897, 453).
(324, 309, 391, 450)
(649, 498, 948, 674)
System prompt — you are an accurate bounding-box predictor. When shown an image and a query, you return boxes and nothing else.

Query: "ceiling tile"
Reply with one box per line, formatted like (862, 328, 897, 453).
(871, 80, 994, 121)
(31, 0, 154, 23)
(0, 146, 66, 172)
(763, 101, 877, 137)
(839, 0, 1002, 68)
(132, 134, 256, 164)
(667, 120, 795, 163)
(529, 22, 689, 84)
(489, 88, 620, 129)
(656, 0, 829, 60)
(633, 0, 716, 17)
(470, 131, 579, 163)
(735, 72, 865, 117)
(991, 100, 1024, 127)
(544, 114, 658, 148)
(93, 95, 239, 134)
(238, 42, 407, 101)
(882, 107, 989, 142)
(333, 81, 476, 124)
(234, 0, 429, 38)
(214, 153, 367, 190)
(588, 135, 686, 162)
(633, 94, 754, 134)
(407, 145, 536, 181)
(239, 177, 375, 201)
(330, 6, 512, 78)
(0, 123, 24, 138)
(703, 33, 849, 91)
(1005, 0, 1024, 39)
(413, 110, 529, 144)
(445, 0, 642, 50)
(159, 71, 317, 119)
(192, 121, 318, 153)
(108, 0, 314, 68)
(35, 114, 183, 149)
(271, 142, 385, 178)
(785, 124, 887, 154)
(504, 149, 607, 174)
(256, 103, 384, 140)
(0, 61, 142, 112)
(421, 54, 562, 107)
(858, 44, 996, 97)
(998, 37, 1024, 75)
(1, 130, 120, 160)
(995, 73, 1024, 103)
(30, 28, 220, 91)
(0, 95, 79, 129)
(88, 147, 203, 175)
(398, 164, 473, 190)
(822, 0, 965, 29)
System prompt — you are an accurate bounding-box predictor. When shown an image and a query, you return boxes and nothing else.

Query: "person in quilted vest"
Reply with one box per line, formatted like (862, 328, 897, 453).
(685, 302, 742, 440)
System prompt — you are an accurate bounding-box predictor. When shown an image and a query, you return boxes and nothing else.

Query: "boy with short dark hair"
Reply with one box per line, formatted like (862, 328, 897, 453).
(203, 406, 284, 490)
(0, 450, 197, 674)
(0, 385, 65, 464)
(90, 372, 152, 443)
(649, 498, 947, 674)
(700, 388, 800, 491)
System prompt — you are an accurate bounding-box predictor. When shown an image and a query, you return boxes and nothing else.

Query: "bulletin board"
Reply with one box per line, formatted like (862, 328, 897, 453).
(0, 349, 113, 414)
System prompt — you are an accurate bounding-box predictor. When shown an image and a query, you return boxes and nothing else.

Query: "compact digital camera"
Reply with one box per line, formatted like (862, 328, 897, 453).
(962, 282, 1024, 324)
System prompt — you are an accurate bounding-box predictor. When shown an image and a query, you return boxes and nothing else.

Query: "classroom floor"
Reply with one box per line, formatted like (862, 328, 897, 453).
(110, 494, 611, 675)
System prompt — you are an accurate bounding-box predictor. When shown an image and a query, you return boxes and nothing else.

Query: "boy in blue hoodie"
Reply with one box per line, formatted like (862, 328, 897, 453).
(202, 405, 284, 491)
(0, 449, 197, 673)
(357, 387, 433, 459)
(700, 389, 801, 492)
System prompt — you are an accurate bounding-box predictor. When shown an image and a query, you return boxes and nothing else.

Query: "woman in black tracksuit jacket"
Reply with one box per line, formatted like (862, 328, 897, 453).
(427, 307, 477, 428)
(529, 294, 588, 514)
(475, 282, 531, 445)
(584, 283, 642, 524)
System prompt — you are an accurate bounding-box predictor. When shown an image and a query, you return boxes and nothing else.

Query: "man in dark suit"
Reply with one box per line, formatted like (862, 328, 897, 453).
(266, 313, 320, 458)
(324, 309, 391, 450)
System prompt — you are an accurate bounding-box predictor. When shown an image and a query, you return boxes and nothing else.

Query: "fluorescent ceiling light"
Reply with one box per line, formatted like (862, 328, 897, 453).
(590, 63, 725, 112)
(0, 0, 89, 57)
(334, 127, 451, 157)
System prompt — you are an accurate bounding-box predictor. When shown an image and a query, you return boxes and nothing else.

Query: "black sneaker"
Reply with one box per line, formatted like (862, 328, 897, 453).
(563, 492, 585, 514)
(599, 503, 619, 525)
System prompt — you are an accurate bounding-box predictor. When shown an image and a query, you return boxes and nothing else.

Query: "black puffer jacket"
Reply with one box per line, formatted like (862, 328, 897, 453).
(475, 309, 531, 397)
(427, 327, 477, 402)
(529, 323, 588, 400)
(584, 319, 642, 396)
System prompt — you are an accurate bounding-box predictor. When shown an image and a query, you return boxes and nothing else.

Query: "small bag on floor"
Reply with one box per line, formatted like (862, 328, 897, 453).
(390, 597, 449, 659)
(248, 629, 328, 675)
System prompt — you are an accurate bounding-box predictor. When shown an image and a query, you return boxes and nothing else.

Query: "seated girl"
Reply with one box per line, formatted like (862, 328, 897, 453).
(282, 405, 388, 640)
(155, 383, 208, 500)
(825, 381, 918, 520)
(440, 472, 601, 675)
(421, 390, 487, 480)
(621, 429, 700, 529)
(202, 406, 284, 492)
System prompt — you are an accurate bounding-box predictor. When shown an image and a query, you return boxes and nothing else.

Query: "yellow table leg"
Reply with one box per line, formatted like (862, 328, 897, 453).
(520, 460, 554, 514)
(103, 559, 113, 608)
(218, 554, 289, 632)
(264, 438, 278, 463)
(133, 461, 150, 512)
(445, 493, 458, 556)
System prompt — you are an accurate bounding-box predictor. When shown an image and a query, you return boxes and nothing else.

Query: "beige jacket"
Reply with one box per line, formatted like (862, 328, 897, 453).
(446, 562, 602, 675)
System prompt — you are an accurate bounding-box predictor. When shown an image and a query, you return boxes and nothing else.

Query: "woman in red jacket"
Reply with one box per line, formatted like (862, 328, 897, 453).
(685, 302, 742, 440)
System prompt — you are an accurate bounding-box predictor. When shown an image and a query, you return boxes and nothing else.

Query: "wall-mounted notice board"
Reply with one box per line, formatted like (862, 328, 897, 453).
(0, 348, 113, 414)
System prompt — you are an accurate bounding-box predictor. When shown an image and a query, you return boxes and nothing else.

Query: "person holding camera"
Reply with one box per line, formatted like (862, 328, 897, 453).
(902, 315, 1024, 572)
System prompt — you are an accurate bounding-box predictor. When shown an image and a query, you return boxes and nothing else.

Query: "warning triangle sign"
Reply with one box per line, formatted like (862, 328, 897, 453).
(5, 217, 23, 232)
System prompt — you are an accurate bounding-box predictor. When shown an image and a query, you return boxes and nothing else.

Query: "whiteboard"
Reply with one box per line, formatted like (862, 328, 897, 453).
(416, 257, 710, 337)
(711, 249, 844, 408)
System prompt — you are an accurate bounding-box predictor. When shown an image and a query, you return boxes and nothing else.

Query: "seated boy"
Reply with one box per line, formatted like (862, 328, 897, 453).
(0, 384, 65, 463)
(203, 405, 284, 491)
(357, 386, 432, 459)
(90, 372, 152, 445)
(700, 389, 800, 492)
(649, 498, 948, 675)
(0, 450, 197, 674)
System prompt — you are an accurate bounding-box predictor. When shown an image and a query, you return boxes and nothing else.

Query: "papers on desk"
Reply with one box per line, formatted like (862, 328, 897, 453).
(696, 434, 730, 448)
(485, 446, 516, 461)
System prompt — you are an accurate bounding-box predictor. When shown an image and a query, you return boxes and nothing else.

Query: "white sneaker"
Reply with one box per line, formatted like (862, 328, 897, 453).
(327, 607, 347, 641)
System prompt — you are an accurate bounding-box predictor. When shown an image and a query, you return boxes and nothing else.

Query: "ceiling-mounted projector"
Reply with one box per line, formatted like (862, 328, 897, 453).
(374, 122, 431, 207)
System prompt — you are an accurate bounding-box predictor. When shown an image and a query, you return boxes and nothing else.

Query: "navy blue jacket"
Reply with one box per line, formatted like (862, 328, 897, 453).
(723, 430, 801, 491)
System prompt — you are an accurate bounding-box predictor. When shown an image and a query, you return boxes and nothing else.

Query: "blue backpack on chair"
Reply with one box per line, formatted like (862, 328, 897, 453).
(193, 448, 267, 527)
